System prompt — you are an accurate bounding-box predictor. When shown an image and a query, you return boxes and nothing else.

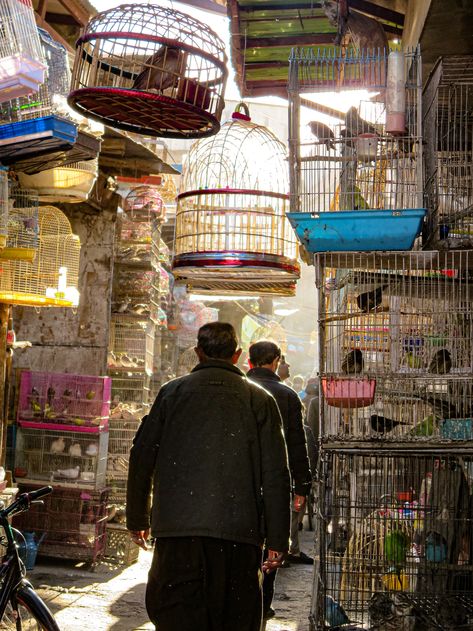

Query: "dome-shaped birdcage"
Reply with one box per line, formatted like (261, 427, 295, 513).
(124, 186, 165, 222)
(0, 169, 9, 249)
(0, 0, 46, 103)
(17, 158, 98, 203)
(0, 205, 80, 307)
(68, 3, 227, 139)
(0, 187, 39, 262)
(173, 103, 300, 290)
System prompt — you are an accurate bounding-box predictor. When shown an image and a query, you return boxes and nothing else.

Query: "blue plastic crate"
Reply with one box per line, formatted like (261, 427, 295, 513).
(441, 419, 473, 440)
(0, 115, 77, 144)
(287, 209, 426, 252)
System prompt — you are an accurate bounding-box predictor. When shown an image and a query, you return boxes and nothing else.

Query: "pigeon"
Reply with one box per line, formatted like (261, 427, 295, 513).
(344, 106, 378, 138)
(308, 121, 336, 151)
(132, 46, 182, 92)
(69, 443, 82, 457)
(341, 349, 363, 374)
(356, 285, 386, 313)
(370, 414, 409, 434)
(428, 349, 452, 375)
(50, 437, 65, 454)
(54, 466, 80, 479)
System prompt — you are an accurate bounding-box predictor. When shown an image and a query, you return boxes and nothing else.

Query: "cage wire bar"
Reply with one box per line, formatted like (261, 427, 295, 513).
(312, 448, 473, 630)
(287, 48, 425, 252)
(423, 55, 473, 247)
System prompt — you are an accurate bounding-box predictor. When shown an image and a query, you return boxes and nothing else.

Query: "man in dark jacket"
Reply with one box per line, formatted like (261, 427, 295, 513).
(126, 322, 290, 631)
(247, 340, 312, 619)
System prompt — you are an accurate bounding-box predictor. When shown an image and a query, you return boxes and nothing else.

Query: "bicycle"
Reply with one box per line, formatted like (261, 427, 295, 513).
(0, 485, 59, 630)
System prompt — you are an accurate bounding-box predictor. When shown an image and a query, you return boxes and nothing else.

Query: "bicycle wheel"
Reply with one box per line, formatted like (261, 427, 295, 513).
(0, 585, 60, 630)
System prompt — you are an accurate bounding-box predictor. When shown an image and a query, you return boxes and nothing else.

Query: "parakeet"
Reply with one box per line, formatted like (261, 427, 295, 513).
(370, 415, 409, 434)
(341, 349, 363, 374)
(325, 595, 350, 628)
(428, 348, 452, 375)
(132, 46, 182, 92)
(356, 285, 386, 313)
(344, 106, 378, 138)
(308, 121, 336, 151)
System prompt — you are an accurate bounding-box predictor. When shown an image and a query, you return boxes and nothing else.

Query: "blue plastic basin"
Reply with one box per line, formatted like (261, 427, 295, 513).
(287, 209, 426, 252)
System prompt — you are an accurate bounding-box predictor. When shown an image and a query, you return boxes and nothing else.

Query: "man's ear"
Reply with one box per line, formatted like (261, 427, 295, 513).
(195, 347, 205, 362)
(231, 348, 243, 365)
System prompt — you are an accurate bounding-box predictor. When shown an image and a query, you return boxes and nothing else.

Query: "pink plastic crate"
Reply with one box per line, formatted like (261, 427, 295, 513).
(322, 377, 376, 409)
(18, 371, 111, 431)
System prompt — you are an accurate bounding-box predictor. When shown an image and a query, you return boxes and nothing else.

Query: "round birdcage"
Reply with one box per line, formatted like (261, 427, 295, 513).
(68, 3, 227, 139)
(158, 175, 177, 203)
(173, 103, 300, 291)
(0, 0, 46, 103)
(123, 186, 165, 222)
(17, 159, 98, 203)
(0, 205, 80, 307)
(0, 187, 39, 262)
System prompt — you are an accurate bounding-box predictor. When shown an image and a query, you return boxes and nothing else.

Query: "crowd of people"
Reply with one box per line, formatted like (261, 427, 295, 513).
(126, 322, 319, 630)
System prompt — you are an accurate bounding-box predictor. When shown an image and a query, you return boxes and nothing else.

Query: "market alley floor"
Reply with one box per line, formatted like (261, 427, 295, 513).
(29, 529, 315, 631)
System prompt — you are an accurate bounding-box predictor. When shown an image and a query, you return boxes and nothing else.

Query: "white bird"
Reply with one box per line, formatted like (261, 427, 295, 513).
(85, 443, 98, 456)
(50, 437, 65, 454)
(54, 465, 80, 479)
(69, 443, 82, 457)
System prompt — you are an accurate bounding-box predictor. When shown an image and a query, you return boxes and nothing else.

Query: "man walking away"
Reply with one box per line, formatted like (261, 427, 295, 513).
(247, 341, 312, 619)
(126, 322, 291, 631)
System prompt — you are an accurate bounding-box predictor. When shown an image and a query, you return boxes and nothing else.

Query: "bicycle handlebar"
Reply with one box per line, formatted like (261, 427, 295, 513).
(2, 486, 53, 519)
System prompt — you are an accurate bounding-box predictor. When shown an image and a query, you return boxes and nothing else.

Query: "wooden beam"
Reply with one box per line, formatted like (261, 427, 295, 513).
(34, 13, 74, 52)
(245, 33, 335, 48)
(240, 2, 323, 11)
(37, 0, 48, 19)
(56, 0, 90, 26)
(45, 11, 81, 25)
(350, 0, 405, 25)
(300, 98, 345, 121)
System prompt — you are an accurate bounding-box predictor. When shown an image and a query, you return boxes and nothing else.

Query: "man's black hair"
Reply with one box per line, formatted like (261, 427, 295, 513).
(249, 340, 281, 367)
(197, 322, 238, 359)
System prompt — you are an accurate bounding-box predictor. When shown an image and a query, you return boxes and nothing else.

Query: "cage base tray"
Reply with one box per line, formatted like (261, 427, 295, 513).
(68, 88, 220, 139)
(173, 251, 300, 279)
(287, 209, 426, 252)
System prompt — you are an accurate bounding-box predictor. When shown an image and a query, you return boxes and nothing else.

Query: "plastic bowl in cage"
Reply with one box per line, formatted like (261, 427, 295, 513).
(322, 377, 376, 408)
(67, 4, 227, 139)
(18, 160, 98, 203)
(124, 186, 164, 221)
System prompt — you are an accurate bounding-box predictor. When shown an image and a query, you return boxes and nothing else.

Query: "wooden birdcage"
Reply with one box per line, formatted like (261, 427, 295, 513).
(173, 103, 300, 293)
(0, 205, 80, 307)
(124, 186, 165, 222)
(0, 187, 39, 262)
(18, 158, 98, 203)
(68, 3, 227, 139)
(0, 168, 9, 249)
(0, 0, 46, 102)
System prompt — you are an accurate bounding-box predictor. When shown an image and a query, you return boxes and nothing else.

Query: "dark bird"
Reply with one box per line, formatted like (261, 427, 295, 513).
(46, 386, 55, 406)
(356, 285, 386, 313)
(308, 121, 336, 151)
(341, 349, 363, 374)
(339, 128, 355, 148)
(428, 349, 452, 375)
(344, 106, 378, 138)
(418, 393, 457, 420)
(132, 46, 182, 92)
(370, 414, 409, 434)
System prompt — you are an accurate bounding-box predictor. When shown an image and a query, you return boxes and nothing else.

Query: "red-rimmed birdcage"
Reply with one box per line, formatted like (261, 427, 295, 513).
(123, 185, 165, 222)
(68, 3, 227, 139)
(173, 102, 300, 294)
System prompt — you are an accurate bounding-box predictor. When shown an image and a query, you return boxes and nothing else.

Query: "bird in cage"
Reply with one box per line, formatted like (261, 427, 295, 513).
(428, 348, 452, 375)
(50, 437, 65, 454)
(341, 349, 363, 374)
(69, 443, 82, 457)
(343, 106, 378, 139)
(308, 121, 336, 151)
(132, 46, 182, 92)
(54, 465, 80, 479)
(322, 1, 388, 51)
(370, 414, 409, 434)
(356, 285, 386, 313)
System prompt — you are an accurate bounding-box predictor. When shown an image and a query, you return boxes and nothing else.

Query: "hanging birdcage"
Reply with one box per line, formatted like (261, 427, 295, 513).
(173, 103, 300, 293)
(158, 175, 177, 203)
(123, 186, 165, 222)
(68, 3, 227, 139)
(0, 187, 39, 262)
(0, 205, 80, 307)
(287, 48, 426, 252)
(0, 168, 9, 249)
(17, 158, 98, 203)
(0, 0, 46, 102)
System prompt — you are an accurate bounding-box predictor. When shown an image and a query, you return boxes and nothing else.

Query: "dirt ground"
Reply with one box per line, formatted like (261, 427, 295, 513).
(28, 529, 315, 631)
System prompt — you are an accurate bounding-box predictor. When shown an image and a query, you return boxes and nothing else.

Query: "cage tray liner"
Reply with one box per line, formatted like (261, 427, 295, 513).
(287, 209, 426, 252)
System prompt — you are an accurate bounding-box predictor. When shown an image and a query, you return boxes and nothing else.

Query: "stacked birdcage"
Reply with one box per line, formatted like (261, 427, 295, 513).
(107, 185, 169, 503)
(173, 102, 300, 296)
(18, 158, 98, 203)
(286, 48, 473, 630)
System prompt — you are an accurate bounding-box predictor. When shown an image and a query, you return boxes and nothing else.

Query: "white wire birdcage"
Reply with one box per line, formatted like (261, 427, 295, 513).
(68, 3, 227, 138)
(423, 56, 473, 247)
(0, 27, 70, 123)
(0, 168, 8, 248)
(173, 103, 300, 293)
(0, 205, 80, 307)
(123, 186, 165, 222)
(18, 158, 98, 203)
(108, 315, 155, 375)
(287, 47, 425, 253)
(0, 0, 46, 102)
